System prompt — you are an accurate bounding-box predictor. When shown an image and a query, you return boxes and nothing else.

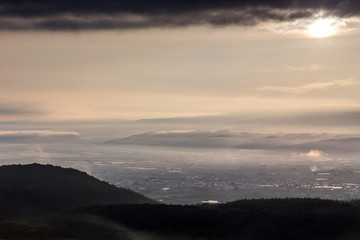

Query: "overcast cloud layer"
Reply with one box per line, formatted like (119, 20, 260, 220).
(1, 0, 360, 30)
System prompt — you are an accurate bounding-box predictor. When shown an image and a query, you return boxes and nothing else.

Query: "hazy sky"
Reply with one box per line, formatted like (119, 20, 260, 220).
(1, 0, 359, 121)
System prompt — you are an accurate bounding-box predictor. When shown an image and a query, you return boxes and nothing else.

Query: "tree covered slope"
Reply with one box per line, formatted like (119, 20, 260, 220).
(0, 163, 156, 220)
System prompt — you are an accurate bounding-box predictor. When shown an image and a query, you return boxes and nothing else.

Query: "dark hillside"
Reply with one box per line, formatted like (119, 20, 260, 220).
(0, 164, 156, 220)
(1, 164, 360, 239)
(66, 198, 360, 240)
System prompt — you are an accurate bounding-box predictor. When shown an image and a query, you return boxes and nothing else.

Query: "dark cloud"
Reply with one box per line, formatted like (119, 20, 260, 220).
(0, 103, 47, 116)
(0, 0, 359, 30)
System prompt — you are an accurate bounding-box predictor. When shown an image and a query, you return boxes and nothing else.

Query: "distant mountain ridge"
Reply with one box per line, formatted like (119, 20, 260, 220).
(0, 163, 156, 220)
(104, 131, 360, 152)
(276, 137, 360, 152)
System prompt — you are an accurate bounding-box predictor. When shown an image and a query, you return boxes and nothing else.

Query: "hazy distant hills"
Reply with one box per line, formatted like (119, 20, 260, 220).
(276, 137, 360, 152)
(0, 164, 156, 221)
(105, 130, 242, 148)
(105, 131, 360, 152)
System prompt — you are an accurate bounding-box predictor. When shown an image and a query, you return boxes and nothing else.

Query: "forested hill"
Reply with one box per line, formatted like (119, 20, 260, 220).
(0, 163, 156, 220)
(2, 198, 360, 240)
(62, 198, 360, 240)
(1, 164, 360, 239)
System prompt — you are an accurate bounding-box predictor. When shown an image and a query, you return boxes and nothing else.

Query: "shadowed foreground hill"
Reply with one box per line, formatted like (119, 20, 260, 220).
(61, 199, 360, 240)
(3, 199, 360, 240)
(0, 163, 156, 220)
(2, 164, 360, 239)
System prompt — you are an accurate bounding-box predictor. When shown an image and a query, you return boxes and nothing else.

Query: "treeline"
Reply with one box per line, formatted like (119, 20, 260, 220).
(2, 198, 360, 239)
(66, 198, 360, 240)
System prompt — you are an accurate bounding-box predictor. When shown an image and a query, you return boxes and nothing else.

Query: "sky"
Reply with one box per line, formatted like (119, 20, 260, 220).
(0, 0, 359, 122)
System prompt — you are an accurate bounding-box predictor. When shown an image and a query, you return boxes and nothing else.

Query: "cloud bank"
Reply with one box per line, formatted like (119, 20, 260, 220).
(0, 130, 80, 143)
(0, 103, 46, 117)
(258, 78, 354, 95)
(105, 131, 360, 152)
(1, 0, 360, 30)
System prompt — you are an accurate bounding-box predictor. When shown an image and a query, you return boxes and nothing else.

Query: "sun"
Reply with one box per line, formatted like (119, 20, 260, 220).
(308, 18, 335, 38)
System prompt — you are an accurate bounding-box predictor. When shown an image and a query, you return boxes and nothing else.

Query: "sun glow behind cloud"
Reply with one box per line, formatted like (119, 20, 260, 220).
(259, 10, 357, 37)
(308, 18, 336, 37)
